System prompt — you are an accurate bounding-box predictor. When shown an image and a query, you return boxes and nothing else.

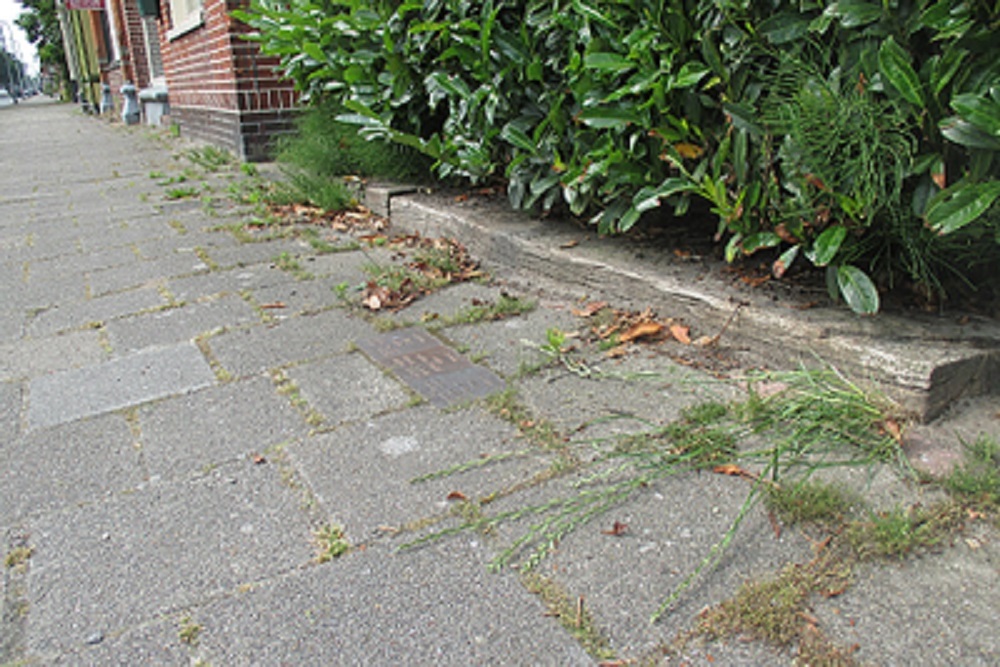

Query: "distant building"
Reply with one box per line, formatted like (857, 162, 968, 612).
(60, 0, 296, 160)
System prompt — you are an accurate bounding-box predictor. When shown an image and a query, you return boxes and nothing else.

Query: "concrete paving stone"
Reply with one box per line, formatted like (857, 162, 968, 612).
(165, 265, 294, 302)
(25, 341, 215, 430)
(379, 280, 512, 327)
(286, 406, 529, 540)
(10, 268, 91, 311)
(200, 238, 311, 269)
(25, 463, 316, 657)
(0, 413, 146, 523)
(293, 247, 372, 283)
(76, 221, 174, 253)
(814, 535, 1000, 666)
(443, 306, 580, 379)
(0, 381, 21, 444)
(209, 309, 375, 378)
(26, 286, 167, 337)
(249, 276, 351, 316)
(517, 355, 729, 438)
(285, 353, 411, 427)
(138, 376, 307, 480)
(0, 329, 107, 382)
(47, 616, 189, 667)
(134, 230, 240, 261)
(157, 542, 593, 666)
(0, 309, 25, 340)
(487, 473, 812, 660)
(27, 245, 139, 280)
(104, 294, 259, 353)
(88, 254, 211, 297)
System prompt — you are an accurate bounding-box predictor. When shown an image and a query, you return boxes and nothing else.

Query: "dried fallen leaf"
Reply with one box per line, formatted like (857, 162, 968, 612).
(446, 491, 468, 501)
(601, 521, 629, 536)
(259, 302, 287, 310)
(605, 345, 629, 359)
(669, 324, 691, 345)
(571, 301, 609, 318)
(560, 239, 580, 249)
(620, 321, 664, 343)
(713, 464, 756, 480)
(882, 418, 902, 443)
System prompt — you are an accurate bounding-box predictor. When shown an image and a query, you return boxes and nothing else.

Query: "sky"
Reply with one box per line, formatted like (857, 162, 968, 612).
(0, 0, 40, 76)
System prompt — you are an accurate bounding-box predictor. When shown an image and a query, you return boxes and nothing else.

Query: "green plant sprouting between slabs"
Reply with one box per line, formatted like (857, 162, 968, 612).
(400, 359, 908, 621)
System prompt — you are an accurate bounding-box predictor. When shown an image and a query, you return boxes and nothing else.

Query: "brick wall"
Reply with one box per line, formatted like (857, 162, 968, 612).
(157, 0, 297, 160)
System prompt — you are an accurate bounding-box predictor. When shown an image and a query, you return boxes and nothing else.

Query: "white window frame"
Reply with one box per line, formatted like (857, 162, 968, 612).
(167, 0, 204, 41)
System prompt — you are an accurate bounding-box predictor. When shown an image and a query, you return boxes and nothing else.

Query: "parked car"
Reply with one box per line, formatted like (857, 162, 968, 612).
(0, 89, 14, 107)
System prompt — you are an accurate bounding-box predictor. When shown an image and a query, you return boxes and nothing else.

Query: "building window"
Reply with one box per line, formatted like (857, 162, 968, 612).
(142, 16, 165, 84)
(167, 0, 203, 40)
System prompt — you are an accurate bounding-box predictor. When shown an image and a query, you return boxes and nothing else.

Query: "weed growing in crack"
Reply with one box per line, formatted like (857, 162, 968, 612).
(273, 252, 314, 280)
(941, 434, 1000, 511)
(178, 616, 202, 646)
(441, 294, 536, 326)
(521, 572, 616, 662)
(3, 546, 32, 569)
(313, 524, 350, 562)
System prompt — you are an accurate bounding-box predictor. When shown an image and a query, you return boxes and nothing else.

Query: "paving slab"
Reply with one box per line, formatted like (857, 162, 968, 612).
(287, 406, 529, 541)
(138, 376, 307, 480)
(10, 267, 91, 311)
(285, 353, 411, 426)
(164, 267, 289, 302)
(443, 306, 581, 379)
(526, 476, 813, 659)
(376, 280, 515, 327)
(0, 381, 22, 445)
(518, 356, 736, 438)
(26, 245, 138, 279)
(147, 542, 592, 666)
(25, 341, 215, 430)
(0, 414, 146, 523)
(249, 275, 352, 316)
(24, 462, 316, 658)
(87, 254, 210, 297)
(200, 238, 311, 270)
(208, 309, 375, 378)
(26, 286, 167, 337)
(104, 294, 258, 353)
(0, 329, 107, 382)
(813, 534, 1000, 666)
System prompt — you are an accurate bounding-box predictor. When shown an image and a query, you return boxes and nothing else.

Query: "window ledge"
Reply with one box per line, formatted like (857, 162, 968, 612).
(167, 11, 203, 41)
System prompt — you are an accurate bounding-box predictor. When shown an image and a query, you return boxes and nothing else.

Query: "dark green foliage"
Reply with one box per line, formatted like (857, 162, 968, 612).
(236, 0, 1000, 313)
(276, 99, 431, 182)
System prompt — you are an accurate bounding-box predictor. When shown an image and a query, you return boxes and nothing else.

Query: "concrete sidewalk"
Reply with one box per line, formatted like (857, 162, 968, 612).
(1, 99, 996, 666)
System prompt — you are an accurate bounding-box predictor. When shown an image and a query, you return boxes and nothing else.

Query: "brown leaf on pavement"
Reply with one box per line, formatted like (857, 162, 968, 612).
(620, 321, 665, 343)
(669, 323, 691, 344)
(601, 521, 629, 536)
(260, 302, 287, 309)
(446, 491, 468, 501)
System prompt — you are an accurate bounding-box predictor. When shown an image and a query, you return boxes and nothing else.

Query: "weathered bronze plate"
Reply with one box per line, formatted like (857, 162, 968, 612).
(357, 328, 504, 407)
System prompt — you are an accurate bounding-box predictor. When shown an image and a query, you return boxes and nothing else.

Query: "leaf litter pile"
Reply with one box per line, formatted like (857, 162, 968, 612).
(359, 232, 484, 312)
(262, 201, 389, 234)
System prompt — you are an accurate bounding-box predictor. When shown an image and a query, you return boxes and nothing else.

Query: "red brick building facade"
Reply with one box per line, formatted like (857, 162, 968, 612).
(155, 0, 297, 160)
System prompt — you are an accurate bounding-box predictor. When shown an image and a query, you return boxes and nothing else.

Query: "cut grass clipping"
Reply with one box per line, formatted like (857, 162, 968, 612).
(401, 362, 909, 622)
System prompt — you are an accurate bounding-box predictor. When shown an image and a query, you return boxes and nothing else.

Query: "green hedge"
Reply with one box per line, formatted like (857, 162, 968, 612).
(236, 0, 1000, 313)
